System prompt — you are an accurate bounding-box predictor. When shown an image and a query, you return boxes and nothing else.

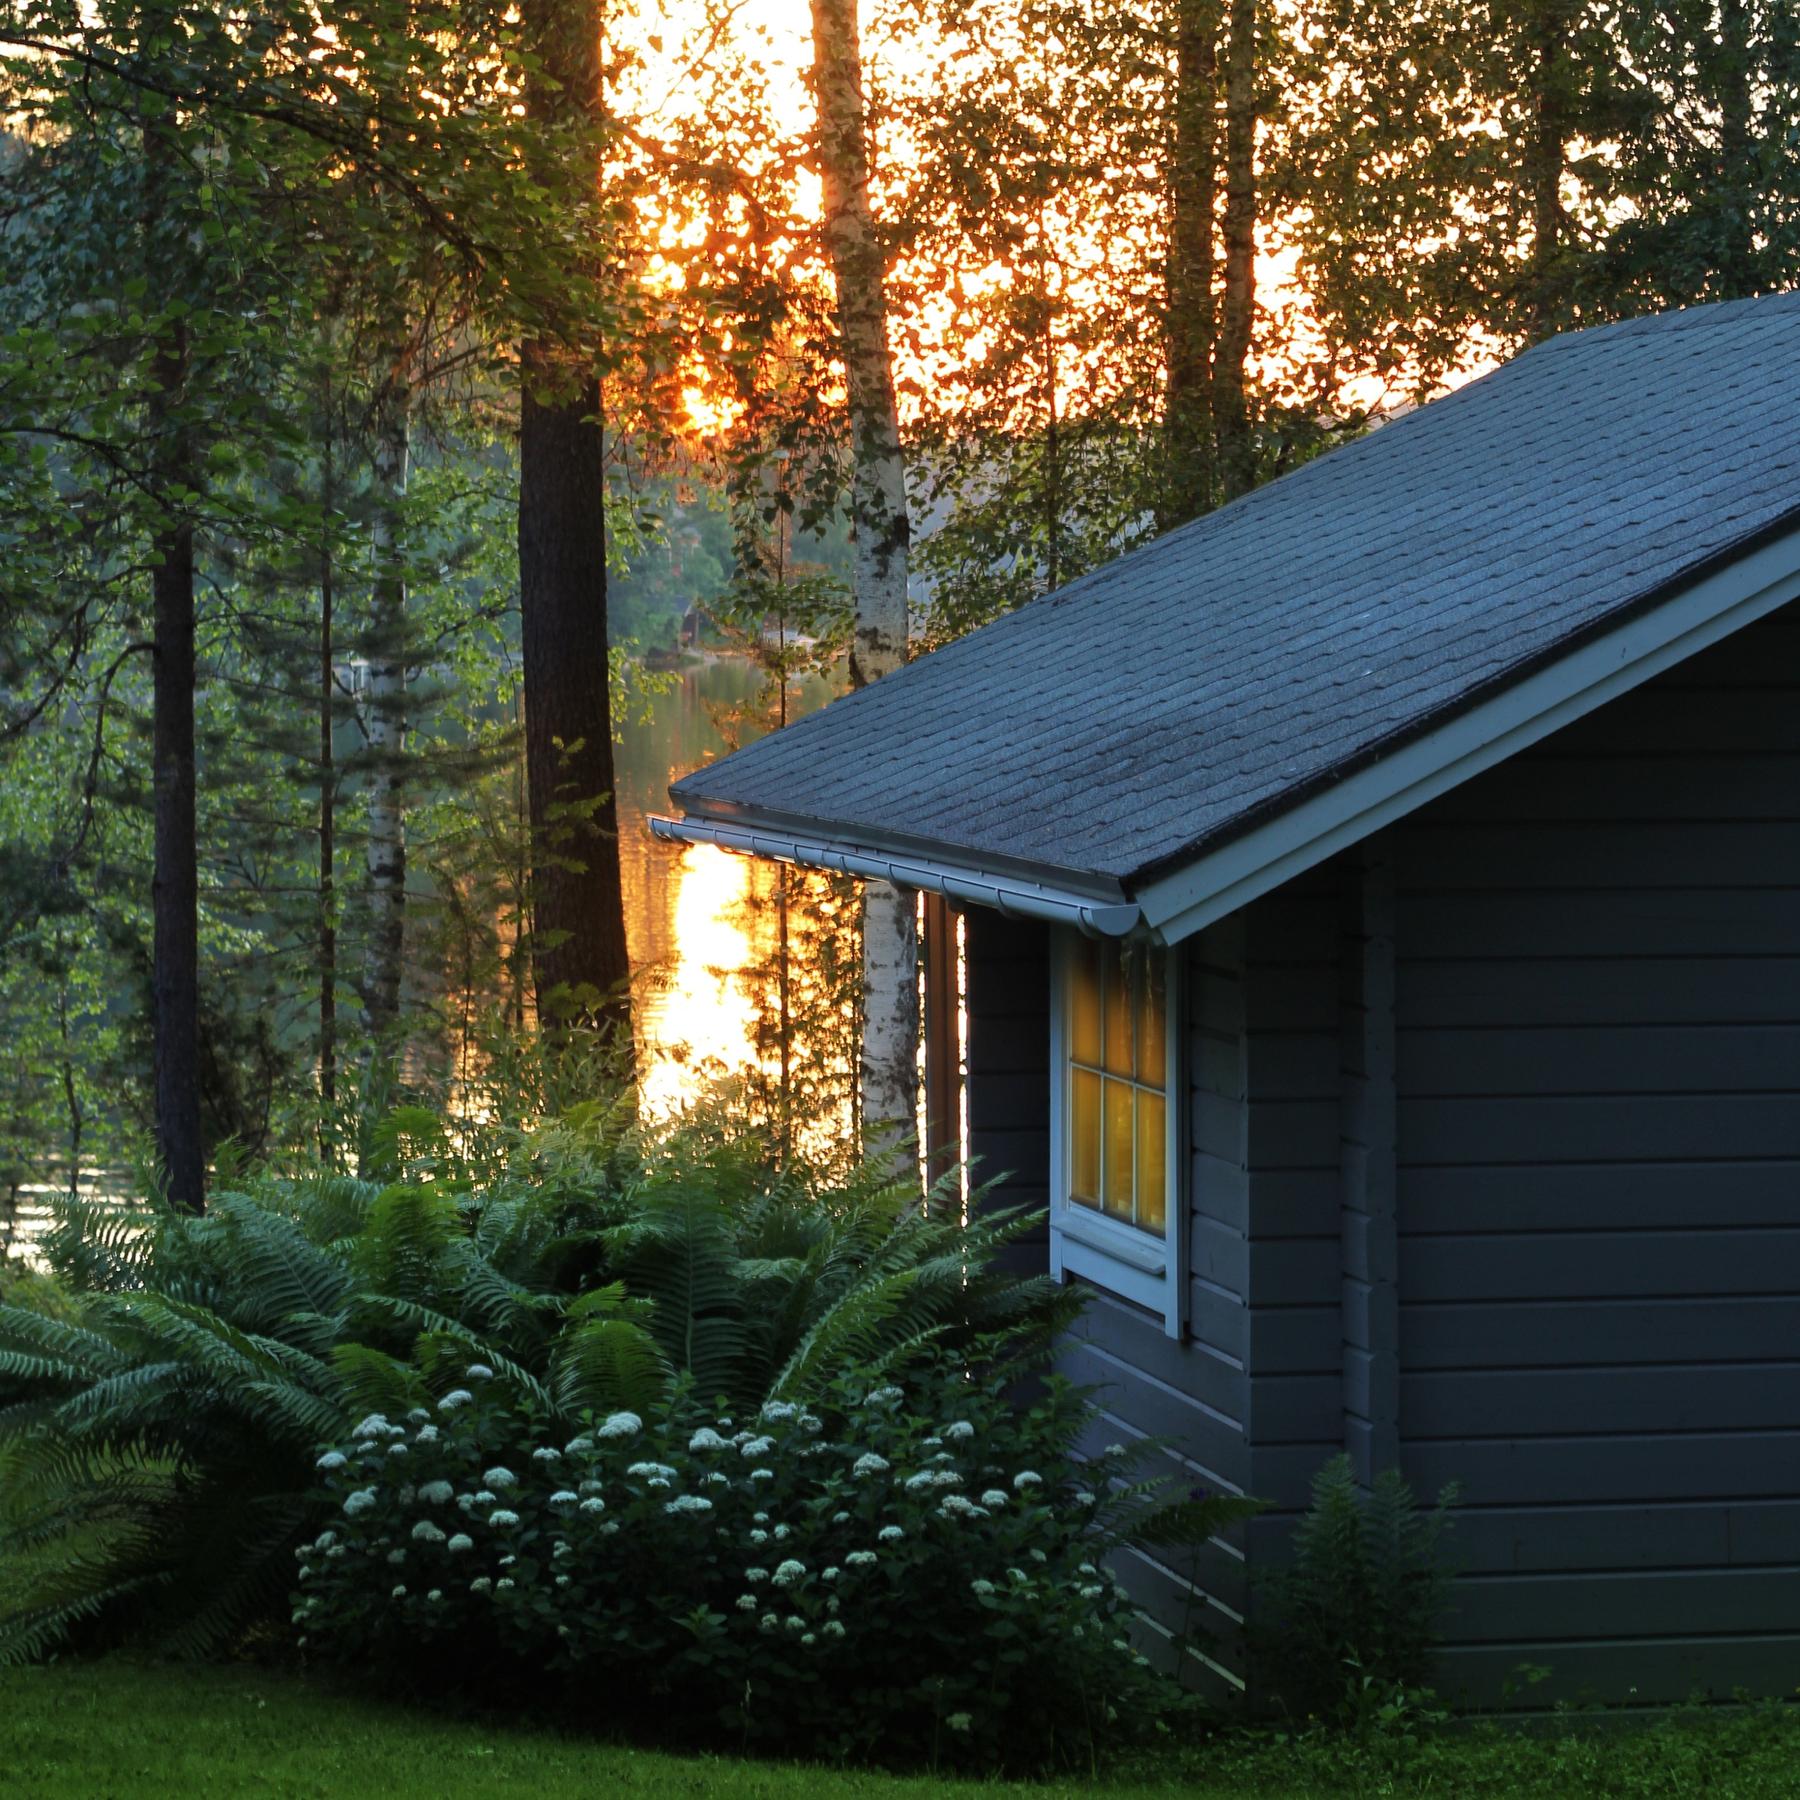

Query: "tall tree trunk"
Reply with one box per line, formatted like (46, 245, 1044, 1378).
(361, 382, 409, 1043)
(149, 330, 203, 1211)
(1215, 0, 1257, 503)
(1039, 224, 1063, 593)
(1714, 0, 1757, 295)
(810, 0, 918, 1154)
(518, 362, 631, 1038)
(1163, 0, 1221, 528)
(57, 954, 82, 1205)
(147, 134, 204, 1213)
(318, 409, 338, 1153)
(1524, 2, 1571, 339)
(515, 0, 632, 1051)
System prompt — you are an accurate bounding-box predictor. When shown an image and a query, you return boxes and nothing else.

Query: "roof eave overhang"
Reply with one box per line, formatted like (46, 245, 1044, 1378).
(1135, 523, 1800, 943)
(655, 520, 1800, 949)
(649, 812, 1143, 937)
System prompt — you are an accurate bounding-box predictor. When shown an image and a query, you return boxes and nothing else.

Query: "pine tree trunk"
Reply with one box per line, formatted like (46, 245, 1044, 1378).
(1215, 0, 1257, 503)
(810, 0, 918, 1153)
(361, 385, 409, 1042)
(515, 0, 632, 1051)
(147, 125, 204, 1214)
(1163, 0, 1221, 528)
(518, 363, 632, 1039)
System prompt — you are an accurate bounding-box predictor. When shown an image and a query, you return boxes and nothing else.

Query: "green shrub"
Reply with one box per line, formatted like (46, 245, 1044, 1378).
(0, 1100, 1073, 1663)
(1257, 1453, 1459, 1724)
(295, 1358, 1255, 1767)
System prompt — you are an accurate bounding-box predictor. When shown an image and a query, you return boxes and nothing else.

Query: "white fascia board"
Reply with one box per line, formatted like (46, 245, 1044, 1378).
(650, 814, 1143, 937)
(1136, 531, 1800, 945)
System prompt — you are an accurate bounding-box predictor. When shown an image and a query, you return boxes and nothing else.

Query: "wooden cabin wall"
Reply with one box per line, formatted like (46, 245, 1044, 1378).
(1385, 601, 1800, 1705)
(959, 888, 1352, 1699)
(956, 603, 1799, 1708)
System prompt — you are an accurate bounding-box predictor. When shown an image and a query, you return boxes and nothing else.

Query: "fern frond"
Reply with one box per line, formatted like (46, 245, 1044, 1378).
(548, 1317, 672, 1418)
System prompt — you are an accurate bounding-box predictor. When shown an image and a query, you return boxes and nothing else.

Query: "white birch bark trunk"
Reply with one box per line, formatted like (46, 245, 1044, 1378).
(361, 383, 410, 1042)
(810, 0, 918, 1156)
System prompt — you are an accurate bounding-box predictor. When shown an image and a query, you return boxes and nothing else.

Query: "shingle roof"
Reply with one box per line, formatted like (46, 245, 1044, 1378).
(671, 291, 1800, 887)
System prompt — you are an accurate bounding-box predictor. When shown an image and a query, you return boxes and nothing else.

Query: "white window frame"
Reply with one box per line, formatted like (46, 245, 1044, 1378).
(1047, 928, 1186, 1338)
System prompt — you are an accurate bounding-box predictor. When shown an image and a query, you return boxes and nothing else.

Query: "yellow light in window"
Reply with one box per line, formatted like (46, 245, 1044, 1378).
(1104, 952, 1133, 1075)
(1136, 953, 1166, 1090)
(1070, 937, 1103, 1068)
(1135, 1090, 1166, 1233)
(1102, 1078, 1134, 1220)
(1071, 1069, 1101, 1208)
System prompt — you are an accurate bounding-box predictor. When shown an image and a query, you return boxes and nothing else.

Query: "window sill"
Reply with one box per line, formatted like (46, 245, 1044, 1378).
(1056, 1207, 1167, 1275)
(1052, 1206, 1182, 1337)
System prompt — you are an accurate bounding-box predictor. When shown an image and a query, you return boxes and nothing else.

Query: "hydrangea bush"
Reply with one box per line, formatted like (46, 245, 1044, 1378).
(296, 1359, 1251, 1766)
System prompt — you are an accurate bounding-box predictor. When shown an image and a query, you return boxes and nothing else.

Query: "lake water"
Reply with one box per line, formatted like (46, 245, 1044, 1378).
(614, 653, 847, 1124)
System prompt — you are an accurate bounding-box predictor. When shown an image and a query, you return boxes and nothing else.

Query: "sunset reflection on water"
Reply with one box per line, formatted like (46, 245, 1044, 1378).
(615, 655, 848, 1131)
(634, 840, 758, 1121)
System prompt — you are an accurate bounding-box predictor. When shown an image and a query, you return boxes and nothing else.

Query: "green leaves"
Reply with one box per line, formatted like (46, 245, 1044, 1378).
(0, 1096, 1079, 1665)
(549, 1315, 671, 1416)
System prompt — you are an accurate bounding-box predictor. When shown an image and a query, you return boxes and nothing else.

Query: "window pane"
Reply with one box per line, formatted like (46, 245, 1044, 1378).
(1103, 944, 1134, 1075)
(1136, 953, 1167, 1090)
(1070, 1069, 1101, 1208)
(1135, 1090, 1166, 1234)
(1102, 1077, 1134, 1220)
(1070, 938, 1102, 1068)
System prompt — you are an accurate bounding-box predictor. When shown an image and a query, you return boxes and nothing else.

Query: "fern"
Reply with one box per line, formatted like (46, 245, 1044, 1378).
(0, 1095, 1075, 1664)
(1257, 1453, 1460, 1720)
(549, 1317, 671, 1416)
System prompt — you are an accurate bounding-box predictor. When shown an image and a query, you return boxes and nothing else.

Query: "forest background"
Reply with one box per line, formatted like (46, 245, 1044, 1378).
(2, 0, 1797, 1223)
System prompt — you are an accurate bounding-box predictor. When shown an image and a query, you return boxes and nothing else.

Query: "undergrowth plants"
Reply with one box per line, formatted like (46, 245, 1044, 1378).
(1256, 1454, 1460, 1727)
(296, 1358, 1256, 1767)
(0, 1097, 1074, 1666)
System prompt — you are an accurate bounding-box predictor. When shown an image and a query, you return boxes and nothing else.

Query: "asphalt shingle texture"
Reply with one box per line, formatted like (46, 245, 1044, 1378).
(671, 292, 1800, 887)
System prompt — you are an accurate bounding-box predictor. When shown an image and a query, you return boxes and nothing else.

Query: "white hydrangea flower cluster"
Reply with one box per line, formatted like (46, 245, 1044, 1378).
(299, 1358, 1158, 1727)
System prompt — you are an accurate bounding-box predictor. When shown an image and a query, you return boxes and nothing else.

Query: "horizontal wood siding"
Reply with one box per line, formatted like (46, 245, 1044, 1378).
(1391, 603, 1800, 1704)
(961, 907, 1249, 1697)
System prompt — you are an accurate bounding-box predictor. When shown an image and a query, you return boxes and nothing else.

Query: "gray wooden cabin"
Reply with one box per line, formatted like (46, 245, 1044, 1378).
(656, 293, 1800, 1706)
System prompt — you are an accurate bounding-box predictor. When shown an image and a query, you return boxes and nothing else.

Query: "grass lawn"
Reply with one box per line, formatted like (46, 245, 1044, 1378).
(2, 1660, 1796, 1799)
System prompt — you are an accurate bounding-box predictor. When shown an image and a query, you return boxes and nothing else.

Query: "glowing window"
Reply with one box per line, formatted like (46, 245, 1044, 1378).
(1065, 937, 1168, 1237)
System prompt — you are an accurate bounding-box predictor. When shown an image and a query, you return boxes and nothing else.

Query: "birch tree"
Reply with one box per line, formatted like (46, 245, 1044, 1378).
(145, 122, 204, 1212)
(1215, 0, 1258, 500)
(360, 371, 411, 1043)
(809, 0, 918, 1152)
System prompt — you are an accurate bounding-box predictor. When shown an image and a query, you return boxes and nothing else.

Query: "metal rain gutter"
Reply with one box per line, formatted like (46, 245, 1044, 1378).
(650, 815, 1142, 938)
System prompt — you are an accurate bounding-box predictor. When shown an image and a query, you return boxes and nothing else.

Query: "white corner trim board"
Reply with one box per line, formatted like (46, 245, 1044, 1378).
(1135, 531, 1800, 944)
(648, 814, 1144, 937)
